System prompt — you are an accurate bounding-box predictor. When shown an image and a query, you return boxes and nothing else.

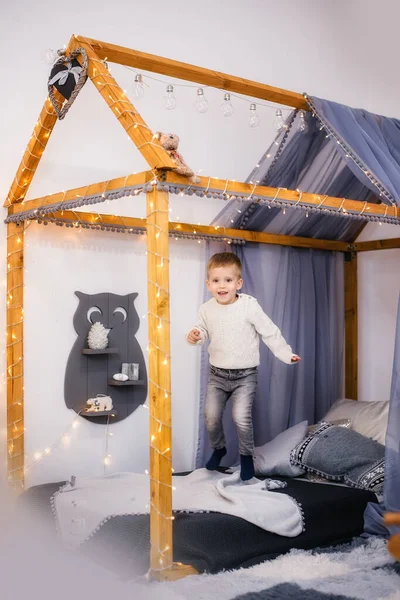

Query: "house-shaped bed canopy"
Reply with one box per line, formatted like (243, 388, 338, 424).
(5, 35, 400, 579)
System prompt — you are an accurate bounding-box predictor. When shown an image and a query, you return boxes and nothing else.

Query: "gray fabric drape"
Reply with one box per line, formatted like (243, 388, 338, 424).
(307, 96, 400, 207)
(196, 95, 399, 492)
(364, 293, 400, 537)
(195, 242, 344, 468)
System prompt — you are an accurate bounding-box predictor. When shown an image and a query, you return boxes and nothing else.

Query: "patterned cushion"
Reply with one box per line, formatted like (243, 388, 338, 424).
(290, 423, 385, 494)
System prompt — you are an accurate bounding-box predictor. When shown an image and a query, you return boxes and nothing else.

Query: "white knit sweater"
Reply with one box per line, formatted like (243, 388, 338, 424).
(188, 294, 294, 369)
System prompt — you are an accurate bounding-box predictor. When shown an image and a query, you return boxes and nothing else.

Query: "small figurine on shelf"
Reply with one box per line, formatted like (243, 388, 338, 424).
(87, 322, 110, 350)
(86, 394, 113, 412)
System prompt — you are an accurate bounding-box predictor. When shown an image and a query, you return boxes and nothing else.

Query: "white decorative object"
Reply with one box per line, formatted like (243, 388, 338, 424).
(122, 362, 139, 380)
(113, 373, 129, 382)
(86, 394, 113, 412)
(87, 322, 110, 350)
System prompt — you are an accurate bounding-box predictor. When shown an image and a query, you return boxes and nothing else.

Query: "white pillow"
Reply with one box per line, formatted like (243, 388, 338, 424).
(254, 420, 308, 477)
(323, 399, 389, 445)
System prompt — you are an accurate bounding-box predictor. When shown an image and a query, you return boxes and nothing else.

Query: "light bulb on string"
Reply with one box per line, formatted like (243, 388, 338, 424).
(41, 48, 57, 65)
(195, 88, 209, 113)
(164, 85, 177, 110)
(298, 110, 308, 133)
(249, 103, 260, 128)
(275, 109, 286, 132)
(221, 93, 234, 117)
(133, 74, 145, 99)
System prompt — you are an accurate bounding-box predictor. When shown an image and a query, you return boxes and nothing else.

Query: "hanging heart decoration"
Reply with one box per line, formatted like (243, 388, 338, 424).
(47, 47, 88, 120)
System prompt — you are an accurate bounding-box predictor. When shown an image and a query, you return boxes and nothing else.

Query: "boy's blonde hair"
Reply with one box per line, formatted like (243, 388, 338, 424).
(207, 252, 242, 277)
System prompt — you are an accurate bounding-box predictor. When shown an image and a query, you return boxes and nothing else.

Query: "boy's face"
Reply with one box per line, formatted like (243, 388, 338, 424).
(206, 265, 243, 305)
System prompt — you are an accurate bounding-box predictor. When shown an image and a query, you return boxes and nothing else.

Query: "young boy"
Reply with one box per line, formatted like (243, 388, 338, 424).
(187, 252, 301, 481)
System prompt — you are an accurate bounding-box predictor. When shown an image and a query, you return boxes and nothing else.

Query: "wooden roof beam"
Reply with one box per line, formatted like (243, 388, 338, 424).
(165, 172, 400, 221)
(68, 38, 176, 171)
(353, 238, 400, 252)
(8, 171, 400, 224)
(73, 35, 308, 110)
(40, 210, 350, 252)
(7, 171, 150, 216)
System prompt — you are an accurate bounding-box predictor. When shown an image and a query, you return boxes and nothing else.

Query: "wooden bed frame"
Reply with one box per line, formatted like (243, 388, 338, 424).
(5, 35, 400, 580)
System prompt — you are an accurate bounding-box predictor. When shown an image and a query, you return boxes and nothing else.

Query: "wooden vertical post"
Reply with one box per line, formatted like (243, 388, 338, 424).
(145, 187, 198, 581)
(344, 251, 358, 400)
(146, 186, 173, 577)
(6, 222, 25, 489)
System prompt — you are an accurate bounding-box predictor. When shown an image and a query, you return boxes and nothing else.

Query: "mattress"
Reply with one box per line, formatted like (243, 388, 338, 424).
(17, 474, 376, 575)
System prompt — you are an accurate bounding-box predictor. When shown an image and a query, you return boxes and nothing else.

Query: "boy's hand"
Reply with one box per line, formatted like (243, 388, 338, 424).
(187, 329, 202, 344)
(291, 354, 301, 363)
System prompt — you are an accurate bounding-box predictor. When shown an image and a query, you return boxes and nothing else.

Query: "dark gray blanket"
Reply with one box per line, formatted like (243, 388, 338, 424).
(17, 474, 376, 575)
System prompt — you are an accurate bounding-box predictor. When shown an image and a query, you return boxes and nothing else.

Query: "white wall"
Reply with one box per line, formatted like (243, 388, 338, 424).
(1, 0, 399, 485)
(23, 222, 208, 486)
(357, 224, 400, 402)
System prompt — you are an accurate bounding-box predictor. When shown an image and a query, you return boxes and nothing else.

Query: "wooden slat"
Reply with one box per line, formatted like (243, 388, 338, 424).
(74, 36, 308, 110)
(388, 534, 400, 561)
(44, 210, 350, 252)
(157, 563, 199, 581)
(165, 172, 400, 220)
(10, 170, 398, 227)
(385, 514, 400, 561)
(8, 172, 149, 216)
(353, 238, 400, 252)
(68, 39, 176, 171)
(6, 222, 25, 490)
(170, 221, 349, 251)
(146, 187, 173, 578)
(344, 252, 358, 400)
(385, 513, 400, 526)
(4, 94, 61, 206)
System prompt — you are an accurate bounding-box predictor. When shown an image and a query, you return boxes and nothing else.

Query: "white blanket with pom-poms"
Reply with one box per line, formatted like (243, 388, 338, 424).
(52, 468, 303, 548)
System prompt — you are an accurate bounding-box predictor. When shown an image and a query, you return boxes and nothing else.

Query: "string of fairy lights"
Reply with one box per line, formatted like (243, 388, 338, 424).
(5, 98, 56, 206)
(5, 183, 184, 573)
(41, 45, 296, 132)
(4, 39, 400, 574)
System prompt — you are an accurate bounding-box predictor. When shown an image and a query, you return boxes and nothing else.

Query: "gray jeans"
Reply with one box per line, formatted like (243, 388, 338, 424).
(205, 366, 258, 456)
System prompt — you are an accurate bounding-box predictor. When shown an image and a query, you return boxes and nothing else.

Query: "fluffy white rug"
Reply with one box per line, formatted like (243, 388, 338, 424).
(137, 538, 400, 600)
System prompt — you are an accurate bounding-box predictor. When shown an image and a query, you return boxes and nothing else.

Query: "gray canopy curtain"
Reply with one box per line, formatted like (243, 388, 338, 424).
(195, 241, 344, 468)
(196, 95, 400, 504)
(385, 295, 400, 527)
(364, 293, 400, 536)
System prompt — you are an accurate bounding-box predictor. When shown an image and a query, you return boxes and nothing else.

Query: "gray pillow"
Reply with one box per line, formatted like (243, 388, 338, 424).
(290, 423, 385, 493)
(323, 399, 389, 444)
(254, 420, 308, 477)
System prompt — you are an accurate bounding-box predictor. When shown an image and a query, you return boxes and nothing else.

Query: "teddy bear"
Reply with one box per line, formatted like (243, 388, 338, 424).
(86, 394, 113, 412)
(157, 132, 200, 184)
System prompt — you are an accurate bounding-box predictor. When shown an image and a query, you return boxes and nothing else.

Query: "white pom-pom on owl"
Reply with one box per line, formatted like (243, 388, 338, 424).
(87, 322, 110, 350)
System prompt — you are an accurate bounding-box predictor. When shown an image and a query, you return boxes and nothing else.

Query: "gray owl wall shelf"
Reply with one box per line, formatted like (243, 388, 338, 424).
(64, 291, 148, 424)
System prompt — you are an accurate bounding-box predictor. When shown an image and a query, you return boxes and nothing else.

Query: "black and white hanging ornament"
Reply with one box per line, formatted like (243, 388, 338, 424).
(47, 47, 88, 119)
